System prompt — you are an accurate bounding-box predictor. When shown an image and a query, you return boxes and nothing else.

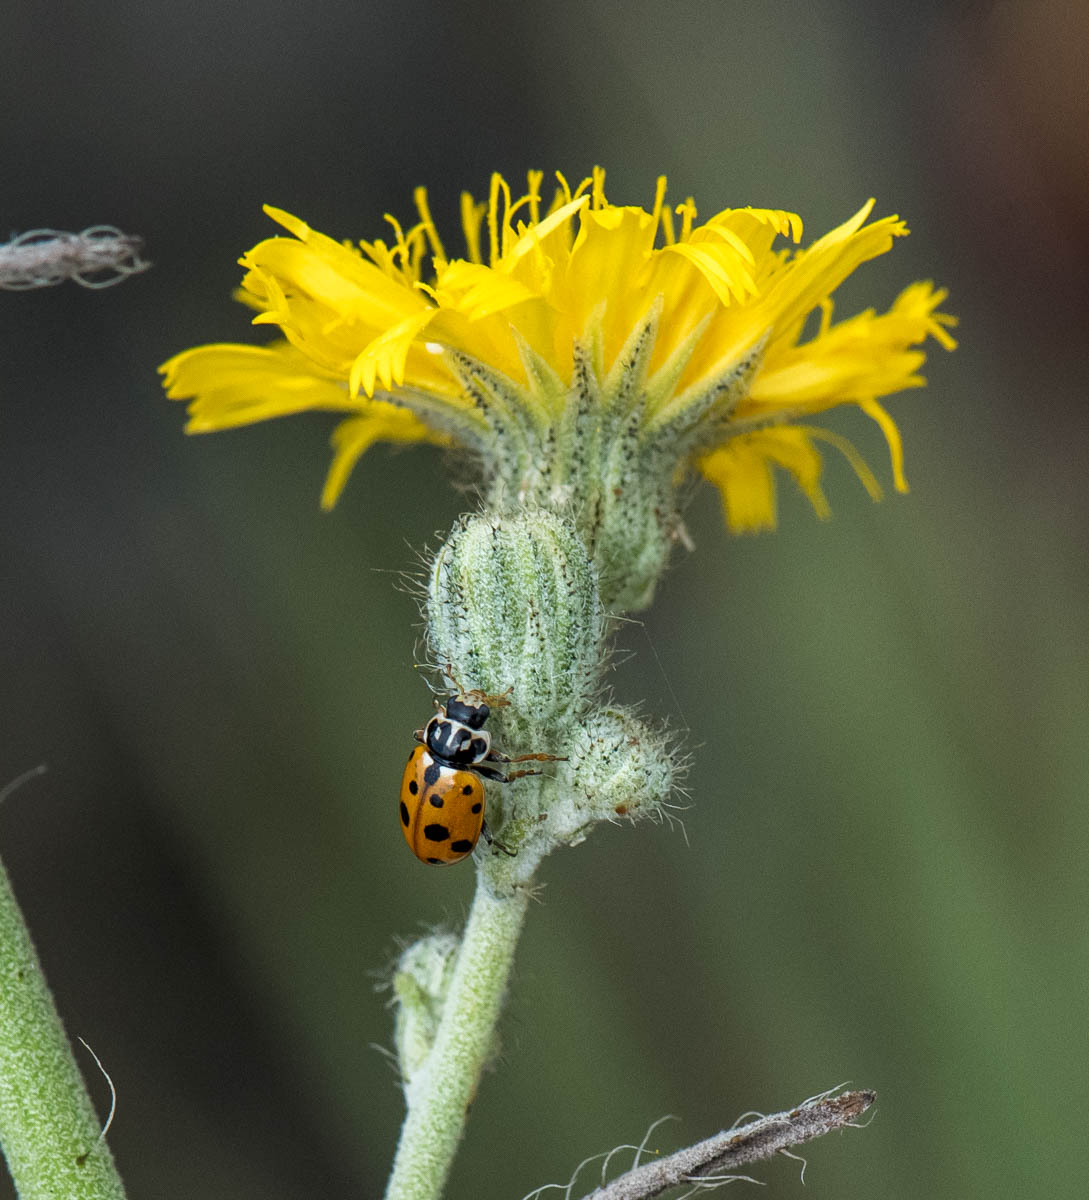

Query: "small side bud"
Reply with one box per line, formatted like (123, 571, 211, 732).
(427, 509, 604, 737)
(391, 933, 459, 1090)
(487, 705, 678, 888)
(557, 708, 677, 842)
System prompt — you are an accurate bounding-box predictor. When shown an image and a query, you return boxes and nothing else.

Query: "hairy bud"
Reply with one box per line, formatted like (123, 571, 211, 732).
(391, 933, 460, 1091)
(427, 509, 604, 742)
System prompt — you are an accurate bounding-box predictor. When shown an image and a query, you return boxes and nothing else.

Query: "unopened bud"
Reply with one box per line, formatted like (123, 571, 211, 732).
(391, 932, 459, 1090)
(427, 509, 604, 741)
(557, 708, 677, 842)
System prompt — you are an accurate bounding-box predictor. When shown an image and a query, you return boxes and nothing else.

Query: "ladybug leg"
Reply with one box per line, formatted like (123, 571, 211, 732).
(487, 750, 567, 765)
(481, 820, 516, 857)
(474, 763, 544, 783)
(441, 664, 506, 709)
(413, 728, 425, 744)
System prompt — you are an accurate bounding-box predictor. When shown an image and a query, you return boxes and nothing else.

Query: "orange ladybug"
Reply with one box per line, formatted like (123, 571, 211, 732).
(399, 694, 557, 865)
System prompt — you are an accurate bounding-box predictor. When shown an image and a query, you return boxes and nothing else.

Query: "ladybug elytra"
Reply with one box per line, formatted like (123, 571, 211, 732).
(399, 693, 559, 865)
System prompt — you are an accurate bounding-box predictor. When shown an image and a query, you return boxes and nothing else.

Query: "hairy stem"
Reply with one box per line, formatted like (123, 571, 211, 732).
(575, 1088, 876, 1200)
(0, 847, 127, 1199)
(383, 873, 530, 1200)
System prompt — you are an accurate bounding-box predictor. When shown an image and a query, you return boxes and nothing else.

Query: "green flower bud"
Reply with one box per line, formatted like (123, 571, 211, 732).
(424, 508, 680, 895)
(557, 707, 677, 841)
(391, 932, 459, 1090)
(427, 509, 604, 742)
(481, 706, 679, 891)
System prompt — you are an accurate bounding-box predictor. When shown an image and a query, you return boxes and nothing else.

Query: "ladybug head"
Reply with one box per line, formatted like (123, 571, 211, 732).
(445, 697, 490, 729)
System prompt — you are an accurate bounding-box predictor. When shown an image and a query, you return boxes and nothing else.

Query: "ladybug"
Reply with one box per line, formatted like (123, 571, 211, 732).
(399, 693, 559, 865)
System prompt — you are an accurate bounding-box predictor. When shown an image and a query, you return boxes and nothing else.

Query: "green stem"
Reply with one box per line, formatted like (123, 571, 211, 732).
(0, 850, 127, 1199)
(383, 875, 530, 1200)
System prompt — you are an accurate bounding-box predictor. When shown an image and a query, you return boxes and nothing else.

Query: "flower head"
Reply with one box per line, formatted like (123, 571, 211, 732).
(162, 168, 955, 609)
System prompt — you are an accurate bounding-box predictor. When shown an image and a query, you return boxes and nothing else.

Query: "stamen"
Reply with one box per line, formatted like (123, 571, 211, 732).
(405, 224, 428, 281)
(507, 171, 545, 230)
(507, 192, 535, 228)
(807, 425, 885, 501)
(484, 174, 516, 262)
(460, 192, 486, 264)
(660, 205, 677, 246)
(569, 174, 594, 204)
(496, 174, 514, 258)
(382, 213, 411, 271)
(650, 176, 668, 244)
(817, 296, 834, 338)
(487, 173, 502, 266)
(677, 199, 697, 242)
(413, 187, 447, 265)
(591, 166, 607, 210)
(857, 397, 907, 492)
(526, 170, 543, 224)
(552, 170, 573, 207)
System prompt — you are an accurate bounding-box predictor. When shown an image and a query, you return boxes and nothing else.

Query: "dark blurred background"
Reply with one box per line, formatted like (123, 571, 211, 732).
(1, 0, 1086, 1196)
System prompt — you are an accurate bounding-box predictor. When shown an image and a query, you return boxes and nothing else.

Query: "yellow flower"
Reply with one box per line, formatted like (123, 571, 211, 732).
(161, 169, 955, 608)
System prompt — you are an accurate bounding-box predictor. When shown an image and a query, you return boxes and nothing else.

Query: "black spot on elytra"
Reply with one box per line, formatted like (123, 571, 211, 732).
(426, 857, 443, 864)
(451, 839, 474, 854)
(471, 802, 483, 813)
(462, 784, 474, 794)
(424, 823, 450, 842)
(423, 761, 443, 787)
(429, 794, 444, 808)
(399, 802, 410, 826)
(408, 779, 419, 795)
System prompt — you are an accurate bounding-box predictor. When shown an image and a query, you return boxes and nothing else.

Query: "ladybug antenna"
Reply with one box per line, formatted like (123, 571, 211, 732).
(440, 663, 515, 711)
(441, 661, 465, 699)
(457, 686, 513, 711)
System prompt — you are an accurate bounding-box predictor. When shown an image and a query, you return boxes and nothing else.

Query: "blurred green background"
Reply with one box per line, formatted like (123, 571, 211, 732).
(1, 0, 1086, 1196)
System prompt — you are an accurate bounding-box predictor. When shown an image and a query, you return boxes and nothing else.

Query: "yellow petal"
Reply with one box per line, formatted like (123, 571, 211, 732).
(321, 408, 439, 509)
(698, 422, 893, 534)
(349, 307, 438, 396)
(560, 205, 658, 342)
(857, 397, 908, 493)
(700, 427, 830, 533)
(160, 342, 358, 431)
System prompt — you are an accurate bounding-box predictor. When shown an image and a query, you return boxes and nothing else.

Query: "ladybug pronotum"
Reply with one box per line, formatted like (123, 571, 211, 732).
(399, 693, 558, 865)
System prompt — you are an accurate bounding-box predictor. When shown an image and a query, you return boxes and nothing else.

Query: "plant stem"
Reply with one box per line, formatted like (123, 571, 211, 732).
(575, 1088, 876, 1200)
(0, 852, 127, 1199)
(383, 875, 530, 1200)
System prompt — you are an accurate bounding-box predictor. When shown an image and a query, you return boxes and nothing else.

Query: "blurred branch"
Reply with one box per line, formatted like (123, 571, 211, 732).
(0, 226, 149, 290)
(572, 1087, 876, 1200)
